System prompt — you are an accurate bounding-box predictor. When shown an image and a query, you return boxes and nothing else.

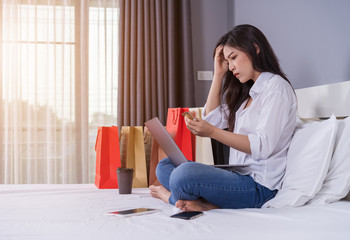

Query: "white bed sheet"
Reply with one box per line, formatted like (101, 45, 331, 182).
(1, 184, 350, 240)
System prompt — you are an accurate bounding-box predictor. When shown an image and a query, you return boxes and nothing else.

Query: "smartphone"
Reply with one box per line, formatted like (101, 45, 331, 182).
(170, 211, 204, 220)
(106, 208, 159, 217)
(181, 111, 195, 120)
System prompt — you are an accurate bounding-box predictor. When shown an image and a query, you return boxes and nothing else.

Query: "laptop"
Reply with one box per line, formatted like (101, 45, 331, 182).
(144, 117, 249, 169)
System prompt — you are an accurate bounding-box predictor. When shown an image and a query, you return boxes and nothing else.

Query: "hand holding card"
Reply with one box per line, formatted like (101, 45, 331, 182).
(181, 111, 196, 121)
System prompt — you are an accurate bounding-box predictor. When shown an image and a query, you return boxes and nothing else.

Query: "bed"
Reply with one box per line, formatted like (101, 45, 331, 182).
(1, 81, 350, 240)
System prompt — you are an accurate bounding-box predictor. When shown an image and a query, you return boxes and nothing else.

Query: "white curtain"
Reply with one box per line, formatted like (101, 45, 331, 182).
(0, 0, 119, 184)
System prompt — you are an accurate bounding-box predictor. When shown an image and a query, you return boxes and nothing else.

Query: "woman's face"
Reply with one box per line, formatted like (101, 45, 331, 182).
(223, 45, 261, 83)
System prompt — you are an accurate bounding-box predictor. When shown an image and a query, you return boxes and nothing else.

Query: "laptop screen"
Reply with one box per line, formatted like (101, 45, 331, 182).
(144, 117, 187, 167)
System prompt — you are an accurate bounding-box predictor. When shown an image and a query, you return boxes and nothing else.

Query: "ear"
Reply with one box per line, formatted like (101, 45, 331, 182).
(253, 43, 260, 55)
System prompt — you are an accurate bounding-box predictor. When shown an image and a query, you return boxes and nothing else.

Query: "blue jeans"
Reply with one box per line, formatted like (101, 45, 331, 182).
(156, 158, 277, 209)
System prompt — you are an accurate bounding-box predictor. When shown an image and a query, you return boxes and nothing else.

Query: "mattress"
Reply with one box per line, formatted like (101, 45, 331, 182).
(1, 184, 350, 240)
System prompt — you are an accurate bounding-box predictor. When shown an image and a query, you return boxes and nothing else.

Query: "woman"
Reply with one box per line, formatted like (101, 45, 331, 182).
(149, 24, 297, 212)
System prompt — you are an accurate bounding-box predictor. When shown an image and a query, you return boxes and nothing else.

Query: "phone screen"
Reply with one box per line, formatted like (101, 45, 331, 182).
(170, 211, 203, 220)
(106, 208, 158, 217)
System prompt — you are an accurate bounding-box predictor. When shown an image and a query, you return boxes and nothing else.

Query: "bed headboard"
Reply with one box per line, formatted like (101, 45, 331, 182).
(295, 81, 350, 119)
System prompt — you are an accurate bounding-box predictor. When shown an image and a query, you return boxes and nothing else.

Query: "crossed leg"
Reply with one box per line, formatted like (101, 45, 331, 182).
(149, 184, 218, 212)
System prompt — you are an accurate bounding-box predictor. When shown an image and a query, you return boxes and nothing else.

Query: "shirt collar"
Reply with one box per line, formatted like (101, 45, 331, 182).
(249, 72, 274, 99)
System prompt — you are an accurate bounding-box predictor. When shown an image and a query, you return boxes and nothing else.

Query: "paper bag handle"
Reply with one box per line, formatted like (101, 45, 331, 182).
(95, 128, 102, 151)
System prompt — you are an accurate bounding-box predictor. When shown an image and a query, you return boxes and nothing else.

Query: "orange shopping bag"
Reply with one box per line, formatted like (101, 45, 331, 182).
(95, 126, 121, 189)
(148, 138, 167, 186)
(166, 108, 195, 161)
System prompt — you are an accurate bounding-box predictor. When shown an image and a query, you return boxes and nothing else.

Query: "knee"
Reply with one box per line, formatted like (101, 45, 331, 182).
(158, 157, 172, 166)
(155, 158, 172, 179)
(173, 162, 196, 176)
(169, 162, 196, 189)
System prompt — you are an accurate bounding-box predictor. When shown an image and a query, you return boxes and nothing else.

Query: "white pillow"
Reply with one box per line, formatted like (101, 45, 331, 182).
(263, 115, 337, 208)
(345, 192, 350, 201)
(308, 117, 350, 205)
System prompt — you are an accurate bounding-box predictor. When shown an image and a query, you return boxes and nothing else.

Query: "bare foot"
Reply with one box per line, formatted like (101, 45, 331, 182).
(175, 198, 219, 212)
(149, 185, 171, 204)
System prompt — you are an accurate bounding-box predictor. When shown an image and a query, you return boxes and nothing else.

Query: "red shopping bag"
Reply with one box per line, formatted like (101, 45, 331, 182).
(95, 126, 121, 189)
(166, 108, 195, 161)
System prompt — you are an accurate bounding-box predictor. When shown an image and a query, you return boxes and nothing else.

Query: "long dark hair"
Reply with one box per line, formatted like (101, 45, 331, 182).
(214, 24, 293, 131)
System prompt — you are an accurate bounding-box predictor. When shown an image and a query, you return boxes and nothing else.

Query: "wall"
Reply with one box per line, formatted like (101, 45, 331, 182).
(234, 0, 350, 89)
(191, 0, 350, 106)
(190, 0, 229, 107)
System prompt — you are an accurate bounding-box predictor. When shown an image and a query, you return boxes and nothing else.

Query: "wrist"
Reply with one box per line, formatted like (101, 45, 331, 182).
(209, 125, 218, 139)
(213, 72, 225, 81)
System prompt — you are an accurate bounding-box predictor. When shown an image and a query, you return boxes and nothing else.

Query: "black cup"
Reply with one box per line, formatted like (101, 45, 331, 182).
(117, 168, 134, 194)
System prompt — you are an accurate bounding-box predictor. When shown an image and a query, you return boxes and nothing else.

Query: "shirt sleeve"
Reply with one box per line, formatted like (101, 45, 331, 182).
(248, 92, 296, 160)
(202, 104, 229, 129)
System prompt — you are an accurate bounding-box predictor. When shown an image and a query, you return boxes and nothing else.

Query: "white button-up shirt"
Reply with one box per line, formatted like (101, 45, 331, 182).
(203, 72, 297, 190)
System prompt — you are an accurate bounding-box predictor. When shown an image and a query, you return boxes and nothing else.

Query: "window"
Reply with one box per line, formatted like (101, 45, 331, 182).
(1, 0, 119, 184)
(88, 4, 119, 182)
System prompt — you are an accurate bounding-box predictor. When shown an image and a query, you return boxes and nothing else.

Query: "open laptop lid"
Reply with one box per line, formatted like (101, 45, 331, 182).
(145, 117, 250, 169)
(144, 117, 187, 167)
